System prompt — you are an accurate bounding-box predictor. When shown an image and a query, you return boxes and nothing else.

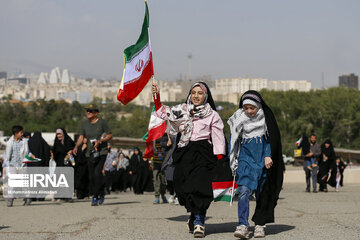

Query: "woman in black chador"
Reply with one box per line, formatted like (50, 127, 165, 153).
(53, 128, 75, 167)
(129, 147, 149, 194)
(28, 131, 51, 200)
(318, 139, 336, 192)
(74, 141, 90, 199)
(28, 131, 51, 167)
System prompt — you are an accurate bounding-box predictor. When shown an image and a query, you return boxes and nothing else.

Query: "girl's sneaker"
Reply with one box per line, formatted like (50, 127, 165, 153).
(153, 197, 160, 204)
(168, 195, 175, 204)
(234, 225, 249, 239)
(193, 225, 205, 238)
(254, 225, 265, 238)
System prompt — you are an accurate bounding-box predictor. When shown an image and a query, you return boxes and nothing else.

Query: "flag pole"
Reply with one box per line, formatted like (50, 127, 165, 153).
(152, 77, 157, 100)
(230, 175, 236, 206)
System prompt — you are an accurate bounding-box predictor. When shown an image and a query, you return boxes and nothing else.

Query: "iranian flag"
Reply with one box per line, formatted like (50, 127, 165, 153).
(213, 181, 238, 202)
(117, 1, 154, 105)
(212, 157, 237, 204)
(142, 106, 167, 159)
(22, 155, 42, 164)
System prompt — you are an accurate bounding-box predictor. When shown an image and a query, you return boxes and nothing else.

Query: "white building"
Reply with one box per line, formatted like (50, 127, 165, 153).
(38, 72, 49, 84)
(61, 69, 71, 84)
(268, 80, 311, 92)
(215, 78, 268, 94)
(49, 67, 61, 84)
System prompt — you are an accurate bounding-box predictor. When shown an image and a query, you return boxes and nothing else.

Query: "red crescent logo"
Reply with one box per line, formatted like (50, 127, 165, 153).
(135, 59, 144, 72)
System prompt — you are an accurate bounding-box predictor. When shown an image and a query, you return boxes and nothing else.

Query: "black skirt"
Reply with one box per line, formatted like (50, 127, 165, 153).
(173, 140, 217, 214)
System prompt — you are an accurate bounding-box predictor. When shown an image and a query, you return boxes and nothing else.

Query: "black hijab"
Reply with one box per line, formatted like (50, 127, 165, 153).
(54, 128, 75, 151)
(28, 131, 51, 166)
(239, 90, 284, 225)
(321, 139, 336, 163)
(53, 128, 75, 166)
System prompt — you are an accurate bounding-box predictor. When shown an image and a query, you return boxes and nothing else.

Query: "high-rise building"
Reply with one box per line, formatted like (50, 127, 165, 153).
(49, 67, 61, 84)
(38, 72, 49, 84)
(61, 69, 71, 84)
(339, 73, 358, 89)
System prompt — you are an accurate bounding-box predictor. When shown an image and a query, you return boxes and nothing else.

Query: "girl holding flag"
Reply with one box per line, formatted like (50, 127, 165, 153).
(152, 82, 225, 238)
(228, 90, 284, 238)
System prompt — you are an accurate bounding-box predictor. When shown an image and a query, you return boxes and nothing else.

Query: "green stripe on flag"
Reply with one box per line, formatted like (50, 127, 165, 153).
(214, 195, 232, 202)
(124, 2, 150, 63)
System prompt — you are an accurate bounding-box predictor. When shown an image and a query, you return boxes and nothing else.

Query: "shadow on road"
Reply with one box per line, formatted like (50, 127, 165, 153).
(102, 201, 140, 206)
(166, 215, 212, 222)
(265, 224, 295, 235)
(0, 226, 10, 231)
(206, 223, 295, 236)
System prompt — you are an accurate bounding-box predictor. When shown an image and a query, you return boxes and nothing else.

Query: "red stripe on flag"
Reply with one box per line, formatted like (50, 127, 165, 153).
(146, 122, 167, 142)
(117, 53, 154, 105)
(143, 141, 154, 159)
(212, 181, 238, 190)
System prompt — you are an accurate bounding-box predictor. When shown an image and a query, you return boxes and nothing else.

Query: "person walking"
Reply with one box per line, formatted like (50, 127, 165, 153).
(152, 134, 168, 204)
(228, 90, 284, 238)
(116, 152, 129, 192)
(302, 134, 321, 193)
(3, 125, 31, 207)
(53, 128, 75, 202)
(152, 82, 226, 238)
(161, 133, 178, 204)
(318, 139, 336, 192)
(129, 147, 148, 194)
(73, 104, 112, 206)
(103, 144, 118, 195)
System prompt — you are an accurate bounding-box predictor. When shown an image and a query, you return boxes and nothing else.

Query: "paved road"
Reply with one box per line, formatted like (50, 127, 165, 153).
(1, 183, 359, 240)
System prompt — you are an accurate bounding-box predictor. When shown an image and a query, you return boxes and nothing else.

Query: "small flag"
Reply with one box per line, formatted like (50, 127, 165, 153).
(22, 155, 42, 164)
(117, 1, 154, 105)
(213, 181, 238, 202)
(142, 106, 167, 159)
(295, 137, 302, 146)
(212, 157, 236, 204)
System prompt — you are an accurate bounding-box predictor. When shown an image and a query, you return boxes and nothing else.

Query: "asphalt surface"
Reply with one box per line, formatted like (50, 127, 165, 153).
(1, 183, 359, 240)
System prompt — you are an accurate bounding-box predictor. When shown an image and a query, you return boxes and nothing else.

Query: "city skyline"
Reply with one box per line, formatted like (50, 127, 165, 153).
(1, 0, 360, 88)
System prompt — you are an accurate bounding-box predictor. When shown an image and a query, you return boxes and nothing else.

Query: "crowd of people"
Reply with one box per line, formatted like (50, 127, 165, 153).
(0, 105, 180, 207)
(299, 134, 346, 193)
(8, 82, 349, 238)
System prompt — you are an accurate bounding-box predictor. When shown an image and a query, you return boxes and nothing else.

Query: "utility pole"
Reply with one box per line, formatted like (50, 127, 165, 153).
(187, 53, 192, 80)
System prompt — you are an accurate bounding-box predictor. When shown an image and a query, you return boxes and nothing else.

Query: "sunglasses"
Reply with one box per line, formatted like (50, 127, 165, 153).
(86, 110, 97, 113)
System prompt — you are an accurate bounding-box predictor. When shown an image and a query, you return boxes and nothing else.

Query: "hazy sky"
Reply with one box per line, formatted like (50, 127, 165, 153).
(1, 0, 360, 87)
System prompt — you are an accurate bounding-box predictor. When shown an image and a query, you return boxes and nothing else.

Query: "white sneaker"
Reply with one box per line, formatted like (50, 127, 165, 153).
(234, 225, 249, 239)
(254, 225, 265, 238)
(168, 195, 175, 204)
(193, 225, 205, 238)
(174, 197, 179, 205)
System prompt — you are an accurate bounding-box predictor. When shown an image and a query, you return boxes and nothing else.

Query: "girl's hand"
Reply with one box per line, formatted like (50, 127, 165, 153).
(152, 83, 159, 95)
(265, 157, 273, 169)
(167, 138, 172, 147)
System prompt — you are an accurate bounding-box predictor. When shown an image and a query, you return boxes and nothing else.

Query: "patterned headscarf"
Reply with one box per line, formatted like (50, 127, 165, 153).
(159, 82, 213, 148)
